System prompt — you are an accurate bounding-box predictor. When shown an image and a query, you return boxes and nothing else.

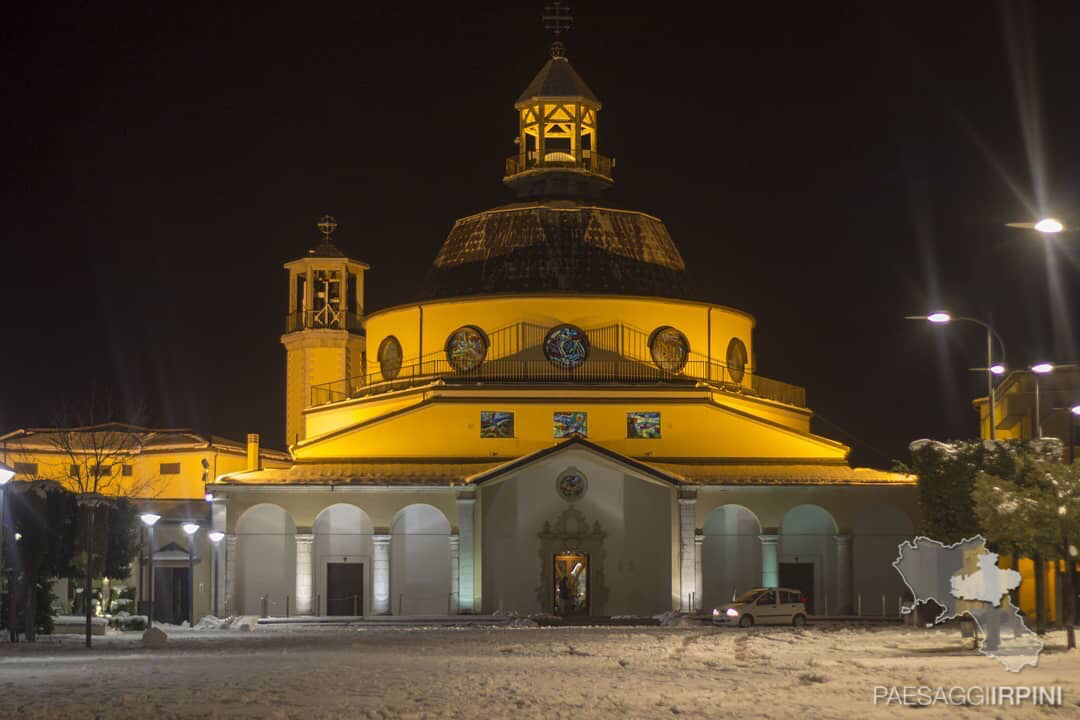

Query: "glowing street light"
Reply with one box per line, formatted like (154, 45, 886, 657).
(1034, 218, 1065, 234)
(905, 313, 1007, 440)
(140, 512, 160, 627)
(1006, 218, 1068, 234)
(1031, 363, 1054, 374)
(1029, 363, 1056, 439)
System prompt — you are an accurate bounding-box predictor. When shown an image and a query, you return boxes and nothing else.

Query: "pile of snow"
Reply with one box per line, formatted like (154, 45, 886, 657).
(141, 626, 167, 648)
(653, 611, 698, 627)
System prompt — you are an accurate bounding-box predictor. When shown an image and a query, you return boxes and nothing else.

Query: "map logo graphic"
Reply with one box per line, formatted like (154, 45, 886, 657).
(894, 535, 1044, 672)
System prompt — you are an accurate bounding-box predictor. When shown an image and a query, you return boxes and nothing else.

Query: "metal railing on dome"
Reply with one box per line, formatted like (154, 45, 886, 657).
(311, 357, 806, 408)
(504, 149, 614, 178)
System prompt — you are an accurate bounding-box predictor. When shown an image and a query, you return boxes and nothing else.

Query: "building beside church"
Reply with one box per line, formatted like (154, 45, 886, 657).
(2, 41, 919, 624)
(209, 42, 918, 620)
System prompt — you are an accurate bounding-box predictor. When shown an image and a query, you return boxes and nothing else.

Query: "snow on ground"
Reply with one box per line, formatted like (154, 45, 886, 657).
(1, 620, 1078, 718)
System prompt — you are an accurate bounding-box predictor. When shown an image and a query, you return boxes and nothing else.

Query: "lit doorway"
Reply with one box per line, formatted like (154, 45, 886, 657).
(553, 553, 589, 616)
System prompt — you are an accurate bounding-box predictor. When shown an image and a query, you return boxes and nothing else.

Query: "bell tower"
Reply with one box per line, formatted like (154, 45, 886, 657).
(503, 3, 614, 198)
(281, 215, 368, 447)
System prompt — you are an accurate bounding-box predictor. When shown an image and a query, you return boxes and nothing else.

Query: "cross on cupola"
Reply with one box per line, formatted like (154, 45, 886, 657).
(542, 2, 572, 59)
(504, 4, 614, 198)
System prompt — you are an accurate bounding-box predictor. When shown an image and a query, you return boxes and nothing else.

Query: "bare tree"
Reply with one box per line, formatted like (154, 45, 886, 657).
(42, 394, 159, 647)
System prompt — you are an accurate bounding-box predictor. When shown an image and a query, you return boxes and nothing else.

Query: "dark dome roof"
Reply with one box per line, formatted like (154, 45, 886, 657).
(422, 200, 691, 299)
(517, 57, 600, 106)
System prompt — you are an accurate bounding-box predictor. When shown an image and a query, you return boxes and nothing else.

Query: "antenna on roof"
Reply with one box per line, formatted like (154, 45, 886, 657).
(542, 2, 572, 59)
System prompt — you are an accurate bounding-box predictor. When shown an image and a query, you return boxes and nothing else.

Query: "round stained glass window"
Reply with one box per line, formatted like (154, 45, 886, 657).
(544, 324, 590, 369)
(445, 325, 488, 372)
(556, 468, 587, 501)
(726, 337, 748, 383)
(649, 326, 690, 373)
(378, 335, 403, 380)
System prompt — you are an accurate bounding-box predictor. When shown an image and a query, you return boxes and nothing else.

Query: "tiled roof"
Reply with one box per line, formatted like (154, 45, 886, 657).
(218, 461, 504, 486)
(649, 462, 916, 486)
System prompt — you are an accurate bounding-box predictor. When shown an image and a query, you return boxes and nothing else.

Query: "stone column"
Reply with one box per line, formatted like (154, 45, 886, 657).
(694, 532, 704, 612)
(295, 532, 315, 615)
(211, 497, 228, 618)
(225, 533, 238, 616)
(834, 533, 852, 615)
(372, 533, 391, 615)
(449, 534, 460, 615)
(678, 494, 697, 612)
(759, 532, 779, 588)
(456, 493, 476, 613)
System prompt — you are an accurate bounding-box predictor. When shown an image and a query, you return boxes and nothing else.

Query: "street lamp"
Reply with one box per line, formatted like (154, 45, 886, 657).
(1031, 363, 1055, 439)
(906, 312, 1007, 440)
(208, 531, 224, 617)
(181, 522, 199, 626)
(1070, 404, 1080, 464)
(140, 512, 160, 627)
(0, 461, 13, 625)
(1006, 218, 1068, 234)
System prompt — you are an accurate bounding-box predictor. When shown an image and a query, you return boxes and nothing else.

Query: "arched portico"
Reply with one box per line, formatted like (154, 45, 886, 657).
(234, 503, 296, 616)
(701, 504, 762, 607)
(390, 504, 453, 615)
(313, 503, 374, 616)
(779, 504, 837, 614)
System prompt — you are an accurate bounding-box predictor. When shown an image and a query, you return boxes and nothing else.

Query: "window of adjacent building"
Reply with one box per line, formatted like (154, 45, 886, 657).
(627, 412, 661, 438)
(480, 411, 514, 438)
(554, 412, 587, 438)
(70, 464, 80, 478)
(122, 464, 133, 476)
(13, 462, 37, 475)
(160, 462, 181, 475)
(92, 464, 112, 476)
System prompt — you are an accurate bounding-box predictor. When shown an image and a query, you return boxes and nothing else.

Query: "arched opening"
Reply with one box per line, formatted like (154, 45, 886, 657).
(235, 503, 296, 616)
(779, 505, 837, 615)
(702, 505, 761, 608)
(853, 507, 915, 616)
(390, 504, 452, 615)
(313, 503, 374, 616)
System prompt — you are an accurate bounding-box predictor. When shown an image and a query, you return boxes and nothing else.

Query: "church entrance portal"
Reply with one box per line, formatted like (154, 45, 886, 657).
(326, 562, 364, 616)
(779, 562, 814, 614)
(553, 553, 589, 616)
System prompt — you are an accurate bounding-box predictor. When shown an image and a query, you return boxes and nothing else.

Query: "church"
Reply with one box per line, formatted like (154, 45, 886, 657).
(205, 39, 919, 620)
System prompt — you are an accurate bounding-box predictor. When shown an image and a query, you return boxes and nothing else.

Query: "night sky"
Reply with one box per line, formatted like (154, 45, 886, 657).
(3, 2, 1078, 467)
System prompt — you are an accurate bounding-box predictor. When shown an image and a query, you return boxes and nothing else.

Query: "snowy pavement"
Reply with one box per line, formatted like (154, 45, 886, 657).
(1, 621, 1078, 718)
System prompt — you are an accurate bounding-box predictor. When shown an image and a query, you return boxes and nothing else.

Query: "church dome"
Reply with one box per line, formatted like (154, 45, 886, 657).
(422, 199, 689, 299)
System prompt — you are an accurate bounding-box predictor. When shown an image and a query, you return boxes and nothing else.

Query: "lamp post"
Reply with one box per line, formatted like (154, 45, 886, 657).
(906, 312, 1007, 440)
(208, 531, 224, 617)
(140, 513, 160, 627)
(181, 522, 199, 626)
(1030, 363, 1055, 439)
(0, 462, 13, 632)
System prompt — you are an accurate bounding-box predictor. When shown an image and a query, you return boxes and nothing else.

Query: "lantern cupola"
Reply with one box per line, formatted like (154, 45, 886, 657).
(503, 22, 613, 198)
